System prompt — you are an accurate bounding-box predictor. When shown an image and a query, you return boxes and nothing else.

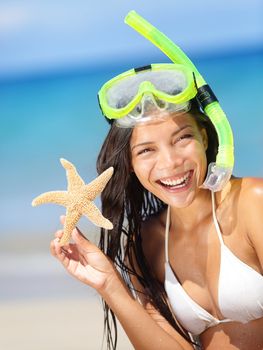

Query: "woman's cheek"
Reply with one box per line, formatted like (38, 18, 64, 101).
(134, 161, 152, 180)
(133, 158, 156, 189)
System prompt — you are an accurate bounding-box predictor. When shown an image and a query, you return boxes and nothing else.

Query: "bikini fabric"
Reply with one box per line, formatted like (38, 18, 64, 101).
(164, 191, 263, 335)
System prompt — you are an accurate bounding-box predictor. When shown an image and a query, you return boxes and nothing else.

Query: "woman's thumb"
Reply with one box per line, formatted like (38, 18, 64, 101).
(72, 227, 99, 251)
(72, 227, 86, 242)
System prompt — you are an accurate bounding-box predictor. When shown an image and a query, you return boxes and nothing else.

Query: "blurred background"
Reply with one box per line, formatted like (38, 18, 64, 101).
(0, 0, 262, 349)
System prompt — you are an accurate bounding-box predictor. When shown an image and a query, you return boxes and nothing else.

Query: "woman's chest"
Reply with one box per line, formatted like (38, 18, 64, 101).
(152, 212, 258, 318)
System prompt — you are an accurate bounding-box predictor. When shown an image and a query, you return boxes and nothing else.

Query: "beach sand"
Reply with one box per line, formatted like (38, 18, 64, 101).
(0, 248, 133, 350)
(0, 297, 133, 350)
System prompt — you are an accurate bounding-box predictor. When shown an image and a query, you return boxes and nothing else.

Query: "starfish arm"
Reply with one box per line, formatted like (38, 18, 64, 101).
(83, 202, 113, 230)
(32, 191, 68, 207)
(59, 209, 81, 246)
(60, 158, 85, 191)
(85, 167, 114, 200)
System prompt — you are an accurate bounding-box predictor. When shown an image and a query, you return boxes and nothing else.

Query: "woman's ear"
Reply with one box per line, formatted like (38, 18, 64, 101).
(201, 128, 208, 151)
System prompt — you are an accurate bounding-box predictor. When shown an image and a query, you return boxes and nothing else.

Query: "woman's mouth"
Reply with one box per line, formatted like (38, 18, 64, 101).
(157, 170, 193, 192)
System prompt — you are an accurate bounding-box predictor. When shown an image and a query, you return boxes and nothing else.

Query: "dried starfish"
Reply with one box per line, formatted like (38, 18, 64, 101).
(32, 158, 114, 246)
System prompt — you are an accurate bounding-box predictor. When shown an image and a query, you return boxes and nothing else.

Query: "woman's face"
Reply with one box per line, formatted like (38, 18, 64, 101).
(130, 113, 208, 208)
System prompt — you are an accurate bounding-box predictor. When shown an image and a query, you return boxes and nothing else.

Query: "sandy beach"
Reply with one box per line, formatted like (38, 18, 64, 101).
(0, 297, 133, 350)
(0, 250, 133, 350)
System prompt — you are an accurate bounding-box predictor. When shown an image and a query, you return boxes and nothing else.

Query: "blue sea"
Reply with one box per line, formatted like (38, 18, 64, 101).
(0, 50, 263, 239)
(0, 51, 263, 300)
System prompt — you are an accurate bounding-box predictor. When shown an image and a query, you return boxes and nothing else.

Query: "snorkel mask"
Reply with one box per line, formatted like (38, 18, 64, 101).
(99, 63, 196, 127)
(98, 10, 234, 192)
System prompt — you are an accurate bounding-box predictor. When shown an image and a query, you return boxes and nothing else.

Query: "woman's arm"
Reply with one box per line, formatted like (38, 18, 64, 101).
(50, 223, 193, 350)
(124, 256, 192, 350)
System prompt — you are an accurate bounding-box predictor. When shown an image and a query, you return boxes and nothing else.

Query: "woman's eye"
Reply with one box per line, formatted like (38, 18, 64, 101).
(137, 148, 152, 156)
(177, 134, 193, 142)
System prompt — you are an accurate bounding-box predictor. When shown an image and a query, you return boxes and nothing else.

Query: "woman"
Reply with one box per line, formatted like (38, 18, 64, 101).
(50, 12, 263, 349)
(50, 79, 263, 349)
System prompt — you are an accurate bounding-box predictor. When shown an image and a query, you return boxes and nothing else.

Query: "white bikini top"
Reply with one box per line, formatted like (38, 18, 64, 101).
(164, 191, 263, 335)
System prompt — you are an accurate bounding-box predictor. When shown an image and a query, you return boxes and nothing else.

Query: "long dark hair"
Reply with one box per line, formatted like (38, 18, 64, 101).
(96, 99, 219, 349)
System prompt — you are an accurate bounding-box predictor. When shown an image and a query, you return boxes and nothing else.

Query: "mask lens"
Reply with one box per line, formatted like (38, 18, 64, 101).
(105, 68, 189, 109)
(115, 93, 191, 128)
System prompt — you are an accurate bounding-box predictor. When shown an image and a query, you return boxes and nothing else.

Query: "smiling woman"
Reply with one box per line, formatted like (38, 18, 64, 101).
(51, 93, 263, 349)
(130, 111, 209, 208)
(49, 11, 263, 350)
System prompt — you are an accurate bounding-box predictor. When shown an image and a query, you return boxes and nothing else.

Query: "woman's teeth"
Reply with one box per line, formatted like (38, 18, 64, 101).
(160, 171, 191, 188)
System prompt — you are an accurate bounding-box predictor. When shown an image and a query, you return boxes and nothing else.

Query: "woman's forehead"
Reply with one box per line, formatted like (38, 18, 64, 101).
(132, 113, 197, 133)
(130, 113, 197, 143)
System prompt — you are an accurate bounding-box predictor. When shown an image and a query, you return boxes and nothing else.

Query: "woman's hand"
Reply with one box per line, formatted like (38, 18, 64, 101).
(50, 219, 192, 350)
(50, 216, 118, 294)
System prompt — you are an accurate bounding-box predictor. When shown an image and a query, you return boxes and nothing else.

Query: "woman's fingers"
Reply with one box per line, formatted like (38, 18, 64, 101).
(71, 228, 98, 253)
(51, 219, 102, 271)
(50, 221, 116, 289)
(75, 226, 88, 239)
(54, 229, 71, 251)
(55, 229, 63, 239)
(54, 239, 70, 266)
(50, 237, 60, 257)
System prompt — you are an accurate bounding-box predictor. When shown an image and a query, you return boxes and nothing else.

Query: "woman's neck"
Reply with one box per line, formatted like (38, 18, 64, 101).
(169, 189, 212, 232)
(169, 180, 232, 233)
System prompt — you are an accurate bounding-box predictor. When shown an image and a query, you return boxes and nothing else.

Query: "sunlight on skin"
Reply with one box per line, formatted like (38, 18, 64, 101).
(130, 113, 208, 209)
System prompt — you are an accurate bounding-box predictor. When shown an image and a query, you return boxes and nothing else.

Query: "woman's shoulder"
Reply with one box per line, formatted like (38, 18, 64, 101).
(231, 176, 263, 200)
(233, 177, 263, 258)
(228, 176, 263, 215)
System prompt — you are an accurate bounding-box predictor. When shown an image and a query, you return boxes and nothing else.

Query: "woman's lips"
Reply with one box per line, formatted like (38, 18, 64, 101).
(157, 170, 194, 193)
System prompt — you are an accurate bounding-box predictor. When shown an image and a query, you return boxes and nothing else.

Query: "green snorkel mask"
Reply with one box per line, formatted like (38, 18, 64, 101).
(98, 10, 234, 192)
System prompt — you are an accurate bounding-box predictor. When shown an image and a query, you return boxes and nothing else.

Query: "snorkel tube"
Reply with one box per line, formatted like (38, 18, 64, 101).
(125, 10, 234, 192)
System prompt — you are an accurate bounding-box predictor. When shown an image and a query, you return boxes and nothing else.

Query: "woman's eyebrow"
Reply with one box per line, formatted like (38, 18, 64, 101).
(131, 124, 192, 152)
(171, 124, 193, 137)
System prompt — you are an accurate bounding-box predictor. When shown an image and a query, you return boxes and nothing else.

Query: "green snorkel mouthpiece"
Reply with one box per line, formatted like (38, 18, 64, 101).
(125, 10, 234, 192)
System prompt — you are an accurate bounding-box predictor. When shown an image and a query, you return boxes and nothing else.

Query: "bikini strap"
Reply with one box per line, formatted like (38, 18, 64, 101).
(211, 191, 224, 245)
(165, 193, 223, 261)
(165, 205, 171, 263)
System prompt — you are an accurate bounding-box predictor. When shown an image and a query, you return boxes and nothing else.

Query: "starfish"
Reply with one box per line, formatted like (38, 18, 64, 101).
(32, 158, 114, 246)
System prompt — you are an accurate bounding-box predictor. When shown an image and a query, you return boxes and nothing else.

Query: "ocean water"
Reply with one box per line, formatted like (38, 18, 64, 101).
(0, 51, 263, 239)
(0, 51, 263, 302)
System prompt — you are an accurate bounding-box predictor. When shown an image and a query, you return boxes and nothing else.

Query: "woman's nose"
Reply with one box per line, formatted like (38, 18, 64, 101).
(156, 147, 183, 170)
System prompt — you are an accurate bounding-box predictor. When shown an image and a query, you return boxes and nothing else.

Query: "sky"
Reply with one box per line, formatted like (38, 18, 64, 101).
(0, 0, 262, 245)
(0, 0, 262, 79)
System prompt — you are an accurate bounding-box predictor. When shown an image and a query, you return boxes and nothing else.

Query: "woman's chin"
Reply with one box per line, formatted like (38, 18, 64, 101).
(168, 190, 195, 208)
